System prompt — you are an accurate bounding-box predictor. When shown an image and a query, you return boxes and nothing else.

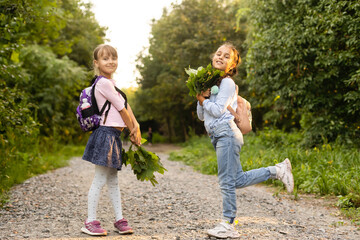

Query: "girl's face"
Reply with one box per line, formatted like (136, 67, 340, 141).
(212, 46, 235, 72)
(94, 52, 118, 78)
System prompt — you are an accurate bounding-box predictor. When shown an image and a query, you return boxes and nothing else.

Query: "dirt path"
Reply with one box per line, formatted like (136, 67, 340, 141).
(0, 144, 359, 240)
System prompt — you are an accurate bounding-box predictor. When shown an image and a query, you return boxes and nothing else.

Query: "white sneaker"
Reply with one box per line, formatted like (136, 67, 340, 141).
(275, 158, 294, 193)
(207, 221, 240, 239)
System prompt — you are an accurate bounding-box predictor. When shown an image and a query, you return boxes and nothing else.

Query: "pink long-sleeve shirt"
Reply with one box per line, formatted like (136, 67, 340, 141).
(94, 76, 126, 127)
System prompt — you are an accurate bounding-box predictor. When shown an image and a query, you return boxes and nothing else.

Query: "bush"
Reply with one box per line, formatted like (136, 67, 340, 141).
(0, 79, 41, 203)
(169, 130, 360, 206)
(141, 132, 168, 144)
(170, 135, 217, 175)
(246, 0, 360, 146)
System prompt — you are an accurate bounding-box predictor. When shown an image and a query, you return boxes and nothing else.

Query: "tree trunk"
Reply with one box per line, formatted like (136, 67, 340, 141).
(166, 117, 172, 143)
(181, 117, 188, 141)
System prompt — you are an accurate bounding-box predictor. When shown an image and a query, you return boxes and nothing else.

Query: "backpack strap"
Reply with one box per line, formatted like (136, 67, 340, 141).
(101, 101, 111, 125)
(90, 75, 101, 114)
(102, 86, 127, 124)
(227, 84, 240, 122)
(227, 105, 241, 123)
(115, 86, 128, 109)
(90, 76, 128, 124)
(91, 75, 111, 124)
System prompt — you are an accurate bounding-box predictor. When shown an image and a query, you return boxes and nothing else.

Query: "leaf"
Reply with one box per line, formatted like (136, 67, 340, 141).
(10, 51, 19, 63)
(140, 138, 147, 144)
(185, 63, 224, 97)
(122, 144, 167, 186)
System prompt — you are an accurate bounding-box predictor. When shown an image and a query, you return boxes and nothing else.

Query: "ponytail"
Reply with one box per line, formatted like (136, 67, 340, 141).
(226, 45, 241, 77)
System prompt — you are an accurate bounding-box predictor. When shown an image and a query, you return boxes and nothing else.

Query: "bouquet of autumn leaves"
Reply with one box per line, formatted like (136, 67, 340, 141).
(122, 139, 166, 186)
(185, 63, 224, 97)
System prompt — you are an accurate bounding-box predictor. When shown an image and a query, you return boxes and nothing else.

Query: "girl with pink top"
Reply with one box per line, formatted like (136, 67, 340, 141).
(81, 44, 141, 236)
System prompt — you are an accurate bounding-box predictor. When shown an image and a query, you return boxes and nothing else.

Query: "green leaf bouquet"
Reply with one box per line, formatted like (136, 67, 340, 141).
(122, 139, 167, 186)
(185, 63, 224, 97)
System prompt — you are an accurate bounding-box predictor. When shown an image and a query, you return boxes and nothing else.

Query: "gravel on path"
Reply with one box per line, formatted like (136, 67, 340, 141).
(0, 144, 359, 240)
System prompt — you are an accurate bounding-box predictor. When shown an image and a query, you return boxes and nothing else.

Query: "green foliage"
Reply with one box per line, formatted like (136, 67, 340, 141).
(151, 132, 168, 144)
(56, 0, 107, 67)
(185, 63, 224, 97)
(245, 0, 360, 146)
(169, 131, 360, 211)
(141, 132, 168, 144)
(339, 207, 360, 226)
(170, 135, 217, 175)
(135, 0, 247, 141)
(0, 0, 66, 52)
(19, 44, 88, 140)
(338, 193, 360, 225)
(0, 0, 106, 67)
(0, 80, 85, 205)
(122, 140, 167, 186)
(0, 0, 105, 201)
(0, 80, 40, 199)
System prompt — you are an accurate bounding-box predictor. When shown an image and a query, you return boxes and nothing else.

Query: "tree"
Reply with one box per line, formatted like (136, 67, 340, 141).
(245, 0, 360, 146)
(20, 45, 87, 140)
(135, 0, 248, 141)
(0, 0, 106, 141)
(0, 0, 106, 199)
(55, 0, 107, 68)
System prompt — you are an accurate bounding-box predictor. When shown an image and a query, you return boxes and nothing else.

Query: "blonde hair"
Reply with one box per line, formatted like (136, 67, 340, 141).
(93, 44, 118, 76)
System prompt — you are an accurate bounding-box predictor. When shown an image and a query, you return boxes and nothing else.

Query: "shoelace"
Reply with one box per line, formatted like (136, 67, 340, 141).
(116, 220, 128, 227)
(93, 223, 101, 229)
(86, 222, 102, 231)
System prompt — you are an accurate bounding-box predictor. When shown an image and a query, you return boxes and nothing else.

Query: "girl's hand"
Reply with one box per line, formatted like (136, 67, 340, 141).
(196, 93, 204, 105)
(129, 134, 137, 146)
(196, 89, 210, 106)
(130, 132, 141, 146)
(130, 124, 141, 146)
(201, 89, 211, 98)
(130, 123, 140, 138)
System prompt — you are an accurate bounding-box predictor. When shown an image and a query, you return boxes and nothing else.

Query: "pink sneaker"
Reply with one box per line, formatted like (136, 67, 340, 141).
(114, 218, 133, 234)
(81, 220, 107, 236)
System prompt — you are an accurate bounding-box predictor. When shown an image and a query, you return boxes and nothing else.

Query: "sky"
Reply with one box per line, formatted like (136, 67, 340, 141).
(85, 0, 179, 88)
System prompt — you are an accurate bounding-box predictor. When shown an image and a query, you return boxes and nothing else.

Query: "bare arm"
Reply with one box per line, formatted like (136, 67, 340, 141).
(127, 104, 139, 129)
(126, 104, 142, 145)
(119, 108, 140, 146)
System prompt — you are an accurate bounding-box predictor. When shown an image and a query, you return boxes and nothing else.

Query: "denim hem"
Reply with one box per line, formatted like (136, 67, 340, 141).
(223, 216, 235, 223)
(268, 166, 277, 179)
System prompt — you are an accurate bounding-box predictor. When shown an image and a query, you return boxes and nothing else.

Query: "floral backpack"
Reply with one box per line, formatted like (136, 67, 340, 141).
(76, 76, 127, 132)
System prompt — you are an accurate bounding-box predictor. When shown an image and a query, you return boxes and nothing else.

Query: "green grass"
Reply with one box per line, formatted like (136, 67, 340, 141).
(170, 135, 218, 175)
(169, 129, 360, 224)
(140, 132, 168, 144)
(0, 143, 85, 205)
(38, 144, 86, 171)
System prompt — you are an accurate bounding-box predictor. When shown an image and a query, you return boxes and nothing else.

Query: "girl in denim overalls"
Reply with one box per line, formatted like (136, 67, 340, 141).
(196, 43, 294, 239)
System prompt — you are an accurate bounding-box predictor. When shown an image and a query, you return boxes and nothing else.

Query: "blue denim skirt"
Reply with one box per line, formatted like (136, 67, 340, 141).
(82, 126, 123, 170)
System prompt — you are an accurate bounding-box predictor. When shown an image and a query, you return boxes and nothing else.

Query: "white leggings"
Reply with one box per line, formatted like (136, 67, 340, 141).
(87, 165, 123, 222)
